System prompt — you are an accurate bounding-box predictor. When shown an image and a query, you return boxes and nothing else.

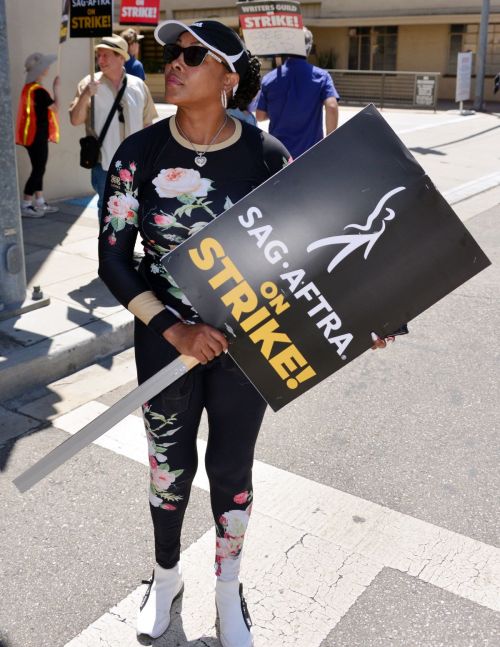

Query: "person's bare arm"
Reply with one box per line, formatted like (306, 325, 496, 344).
(52, 76, 61, 111)
(69, 79, 99, 126)
(324, 96, 339, 135)
(256, 109, 269, 122)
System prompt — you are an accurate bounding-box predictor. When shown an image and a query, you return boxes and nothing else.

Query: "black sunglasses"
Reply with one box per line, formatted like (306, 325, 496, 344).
(163, 43, 223, 67)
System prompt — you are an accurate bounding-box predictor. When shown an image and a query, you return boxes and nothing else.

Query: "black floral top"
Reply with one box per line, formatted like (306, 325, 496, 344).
(98, 116, 290, 338)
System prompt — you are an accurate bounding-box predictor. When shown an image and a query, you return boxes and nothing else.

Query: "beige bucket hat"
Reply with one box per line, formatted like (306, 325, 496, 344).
(94, 34, 130, 61)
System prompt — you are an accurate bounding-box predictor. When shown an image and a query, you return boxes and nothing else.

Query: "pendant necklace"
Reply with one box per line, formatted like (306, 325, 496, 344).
(175, 115, 228, 168)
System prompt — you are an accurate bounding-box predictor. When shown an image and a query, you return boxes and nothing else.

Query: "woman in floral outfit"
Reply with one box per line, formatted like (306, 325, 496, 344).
(98, 19, 289, 647)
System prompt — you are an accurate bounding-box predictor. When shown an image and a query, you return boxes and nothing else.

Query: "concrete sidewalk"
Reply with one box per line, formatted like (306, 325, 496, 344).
(0, 195, 134, 401)
(1, 105, 499, 402)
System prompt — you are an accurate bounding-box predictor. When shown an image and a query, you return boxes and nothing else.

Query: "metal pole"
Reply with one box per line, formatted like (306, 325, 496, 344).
(473, 0, 490, 111)
(0, 0, 27, 314)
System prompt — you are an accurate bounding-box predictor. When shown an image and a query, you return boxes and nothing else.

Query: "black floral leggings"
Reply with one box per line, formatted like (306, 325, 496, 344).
(140, 338, 267, 579)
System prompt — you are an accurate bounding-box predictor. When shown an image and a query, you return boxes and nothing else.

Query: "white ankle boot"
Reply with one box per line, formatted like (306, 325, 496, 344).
(215, 579, 253, 647)
(136, 562, 183, 638)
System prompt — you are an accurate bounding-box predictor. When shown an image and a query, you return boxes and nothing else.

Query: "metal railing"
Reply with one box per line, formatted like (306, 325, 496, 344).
(327, 70, 441, 111)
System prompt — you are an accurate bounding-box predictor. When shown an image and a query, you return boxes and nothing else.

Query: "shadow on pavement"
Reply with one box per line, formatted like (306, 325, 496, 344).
(0, 438, 16, 472)
(0, 196, 119, 471)
(410, 123, 500, 156)
(0, 419, 50, 472)
(0, 632, 12, 646)
(68, 275, 119, 313)
(22, 200, 96, 284)
(135, 591, 220, 646)
(409, 147, 446, 156)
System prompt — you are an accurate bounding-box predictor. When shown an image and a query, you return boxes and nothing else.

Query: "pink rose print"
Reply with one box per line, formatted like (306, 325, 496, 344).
(106, 192, 139, 224)
(152, 167, 211, 198)
(219, 509, 250, 540)
(151, 467, 176, 491)
(108, 234, 116, 246)
(130, 161, 137, 172)
(216, 537, 232, 559)
(214, 532, 246, 579)
(119, 169, 133, 182)
(144, 405, 184, 509)
(233, 491, 249, 505)
(154, 214, 176, 226)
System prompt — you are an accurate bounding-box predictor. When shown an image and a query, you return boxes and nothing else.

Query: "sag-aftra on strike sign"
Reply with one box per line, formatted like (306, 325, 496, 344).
(70, 0, 112, 38)
(162, 106, 490, 411)
(11, 105, 492, 494)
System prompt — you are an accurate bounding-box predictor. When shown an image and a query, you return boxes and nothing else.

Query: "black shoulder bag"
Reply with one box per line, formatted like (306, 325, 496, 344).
(79, 77, 127, 169)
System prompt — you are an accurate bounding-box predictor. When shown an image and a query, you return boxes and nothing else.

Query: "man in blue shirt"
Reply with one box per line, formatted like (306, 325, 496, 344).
(120, 28, 146, 80)
(256, 28, 339, 158)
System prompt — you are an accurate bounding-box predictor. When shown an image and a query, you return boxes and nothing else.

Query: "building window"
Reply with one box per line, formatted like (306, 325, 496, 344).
(348, 26, 398, 71)
(447, 25, 465, 74)
(141, 32, 165, 74)
(372, 26, 397, 70)
(348, 27, 371, 70)
(486, 23, 500, 76)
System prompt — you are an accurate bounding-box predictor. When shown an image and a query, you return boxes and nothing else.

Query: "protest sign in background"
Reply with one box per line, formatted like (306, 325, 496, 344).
(60, 0, 70, 43)
(456, 51, 474, 103)
(119, 0, 160, 25)
(238, 1, 305, 57)
(70, 0, 112, 38)
(162, 105, 490, 411)
(415, 75, 437, 107)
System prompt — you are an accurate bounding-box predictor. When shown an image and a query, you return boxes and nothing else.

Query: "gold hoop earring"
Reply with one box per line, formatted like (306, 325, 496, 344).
(221, 89, 228, 109)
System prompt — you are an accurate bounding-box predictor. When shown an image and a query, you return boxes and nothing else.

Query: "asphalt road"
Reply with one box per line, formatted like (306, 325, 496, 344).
(0, 202, 498, 646)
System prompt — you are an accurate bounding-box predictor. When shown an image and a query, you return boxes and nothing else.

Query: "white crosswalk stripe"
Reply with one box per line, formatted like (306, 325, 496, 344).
(442, 171, 500, 204)
(55, 401, 500, 646)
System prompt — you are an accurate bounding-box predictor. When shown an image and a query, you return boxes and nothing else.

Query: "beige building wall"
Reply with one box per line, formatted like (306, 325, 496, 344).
(312, 27, 349, 69)
(140, 1, 500, 102)
(320, 0, 500, 16)
(6, 0, 96, 202)
(311, 25, 451, 74)
(158, 0, 500, 19)
(397, 25, 449, 72)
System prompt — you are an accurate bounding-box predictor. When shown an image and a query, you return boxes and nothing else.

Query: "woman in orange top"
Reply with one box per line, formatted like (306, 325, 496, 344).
(16, 52, 60, 217)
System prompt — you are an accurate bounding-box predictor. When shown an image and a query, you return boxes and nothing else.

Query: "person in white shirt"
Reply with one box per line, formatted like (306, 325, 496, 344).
(69, 34, 157, 213)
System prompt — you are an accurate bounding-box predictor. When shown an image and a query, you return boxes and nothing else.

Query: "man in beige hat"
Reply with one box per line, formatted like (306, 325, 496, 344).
(69, 34, 157, 213)
(121, 27, 146, 80)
